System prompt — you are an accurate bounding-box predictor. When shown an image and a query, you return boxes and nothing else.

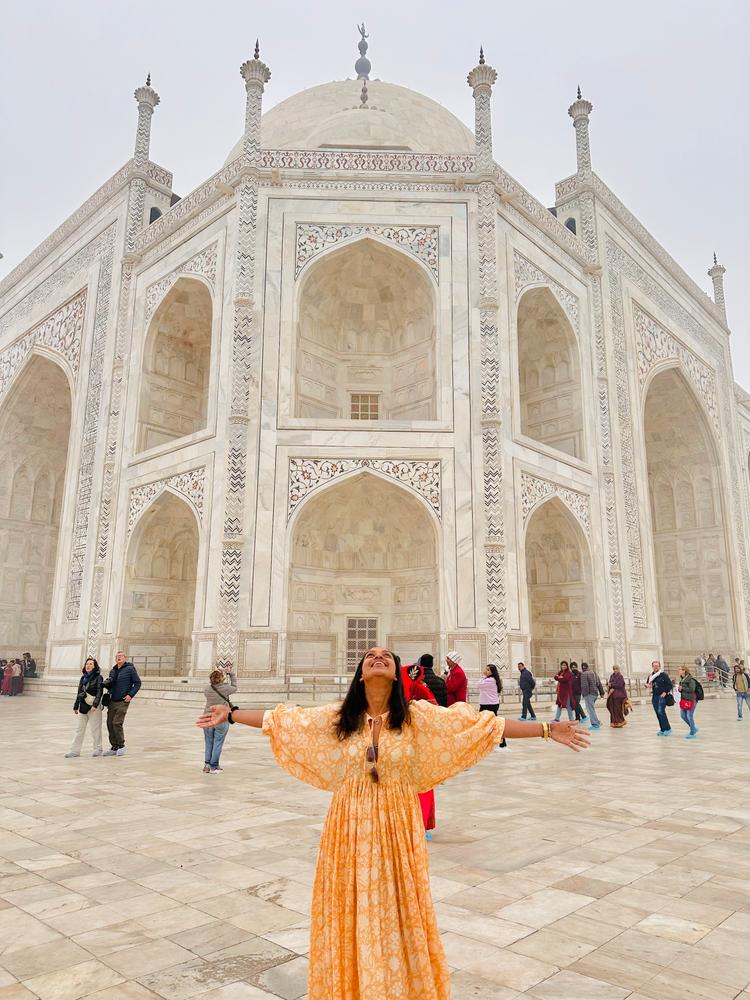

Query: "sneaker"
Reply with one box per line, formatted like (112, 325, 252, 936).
(686, 733, 698, 740)
(102, 749, 117, 756)
(425, 830, 432, 841)
(64, 751, 80, 758)
(115, 748, 127, 756)
(209, 768, 223, 774)
(517, 716, 527, 721)
(91, 750, 103, 757)
(662, 729, 672, 736)
(590, 723, 601, 730)
(203, 765, 211, 773)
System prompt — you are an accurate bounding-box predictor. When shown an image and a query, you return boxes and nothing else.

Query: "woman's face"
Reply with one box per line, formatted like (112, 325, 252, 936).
(361, 648, 396, 682)
(483, 665, 491, 677)
(679, 667, 686, 678)
(84, 658, 95, 673)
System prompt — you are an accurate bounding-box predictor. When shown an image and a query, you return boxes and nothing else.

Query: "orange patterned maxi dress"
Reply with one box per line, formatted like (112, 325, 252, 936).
(262, 698, 505, 999)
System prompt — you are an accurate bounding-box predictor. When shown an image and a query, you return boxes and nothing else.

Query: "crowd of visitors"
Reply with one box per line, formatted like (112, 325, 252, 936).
(0, 653, 38, 696)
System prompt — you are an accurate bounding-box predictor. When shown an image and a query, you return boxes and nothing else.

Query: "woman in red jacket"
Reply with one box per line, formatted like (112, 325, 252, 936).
(402, 662, 437, 838)
(554, 661, 576, 721)
(445, 651, 467, 705)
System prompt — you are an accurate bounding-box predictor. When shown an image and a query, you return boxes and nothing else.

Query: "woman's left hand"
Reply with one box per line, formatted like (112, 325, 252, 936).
(550, 720, 590, 752)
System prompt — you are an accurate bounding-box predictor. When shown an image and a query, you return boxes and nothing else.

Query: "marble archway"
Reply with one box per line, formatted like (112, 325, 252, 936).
(286, 472, 439, 671)
(644, 367, 736, 662)
(0, 354, 72, 667)
(136, 277, 212, 453)
(525, 497, 595, 673)
(119, 491, 199, 676)
(518, 286, 584, 459)
(294, 238, 437, 421)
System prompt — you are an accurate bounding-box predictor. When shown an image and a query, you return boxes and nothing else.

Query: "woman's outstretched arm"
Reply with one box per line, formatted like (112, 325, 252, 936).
(503, 718, 590, 751)
(196, 705, 265, 729)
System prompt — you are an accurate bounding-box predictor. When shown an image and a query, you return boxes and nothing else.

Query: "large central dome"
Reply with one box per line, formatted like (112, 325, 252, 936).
(223, 79, 475, 163)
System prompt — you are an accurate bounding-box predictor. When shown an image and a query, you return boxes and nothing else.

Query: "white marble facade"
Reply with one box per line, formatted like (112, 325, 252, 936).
(1, 42, 748, 680)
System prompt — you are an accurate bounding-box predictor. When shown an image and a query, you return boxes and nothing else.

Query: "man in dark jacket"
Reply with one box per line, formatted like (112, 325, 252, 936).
(517, 662, 536, 720)
(570, 662, 587, 722)
(103, 651, 141, 756)
(647, 660, 673, 736)
(418, 653, 447, 707)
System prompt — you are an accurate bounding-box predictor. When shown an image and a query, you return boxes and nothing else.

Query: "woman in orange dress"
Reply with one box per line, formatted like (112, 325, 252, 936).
(197, 648, 587, 1000)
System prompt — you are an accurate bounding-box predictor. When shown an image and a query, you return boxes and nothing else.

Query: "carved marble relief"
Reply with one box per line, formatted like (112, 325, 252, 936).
(288, 458, 441, 520)
(633, 304, 720, 433)
(520, 472, 591, 539)
(0, 291, 86, 404)
(127, 467, 206, 536)
(144, 242, 218, 321)
(295, 223, 439, 281)
(513, 251, 580, 333)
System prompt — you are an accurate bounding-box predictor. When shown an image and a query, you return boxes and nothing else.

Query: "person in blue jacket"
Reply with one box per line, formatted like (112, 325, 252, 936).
(102, 650, 141, 756)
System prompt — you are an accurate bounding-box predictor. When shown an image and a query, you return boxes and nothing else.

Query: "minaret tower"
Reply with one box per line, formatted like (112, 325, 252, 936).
(239, 41, 271, 163)
(708, 252, 727, 323)
(568, 85, 594, 178)
(133, 74, 160, 165)
(467, 47, 498, 174)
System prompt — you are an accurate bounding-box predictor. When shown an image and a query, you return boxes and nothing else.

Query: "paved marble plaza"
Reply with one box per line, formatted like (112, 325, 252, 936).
(0, 694, 749, 1000)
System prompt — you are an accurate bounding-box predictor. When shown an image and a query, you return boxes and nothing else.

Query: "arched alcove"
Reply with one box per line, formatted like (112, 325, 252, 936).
(0, 355, 72, 665)
(295, 240, 437, 421)
(518, 287, 584, 459)
(287, 473, 439, 670)
(120, 491, 199, 676)
(644, 368, 735, 660)
(137, 278, 212, 453)
(525, 498, 595, 672)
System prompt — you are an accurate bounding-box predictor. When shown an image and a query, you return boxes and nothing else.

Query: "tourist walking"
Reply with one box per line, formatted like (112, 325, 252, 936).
(517, 661, 536, 720)
(570, 662, 587, 721)
(678, 665, 699, 739)
(478, 663, 508, 750)
(102, 651, 141, 756)
(553, 661, 576, 721)
(445, 650, 467, 705)
(65, 658, 104, 757)
(580, 662, 603, 729)
(733, 662, 750, 720)
(197, 646, 589, 1000)
(1, 661, 13, 696)
(647, 661, 673, 736)
(418, 653, 447, 707)
(202, 668, 237, 773)
(22, 652, 38, 678)
(606, 665, 628, 727)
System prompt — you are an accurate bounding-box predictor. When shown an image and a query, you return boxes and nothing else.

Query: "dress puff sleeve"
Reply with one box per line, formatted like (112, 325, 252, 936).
(262, 703, 346, 791)
(408, 700, 505, 793)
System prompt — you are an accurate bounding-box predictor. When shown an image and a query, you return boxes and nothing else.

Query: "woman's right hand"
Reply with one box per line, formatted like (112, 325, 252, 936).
(197, 704, 229, 729)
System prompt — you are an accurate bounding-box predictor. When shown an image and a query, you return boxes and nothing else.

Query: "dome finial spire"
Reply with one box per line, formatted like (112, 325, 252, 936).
(254, 39, 260, 59)
(355, 22, 371, 80)
(577, 84, 581, 100)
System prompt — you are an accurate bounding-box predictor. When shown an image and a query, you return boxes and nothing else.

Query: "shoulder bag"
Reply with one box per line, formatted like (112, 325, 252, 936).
(211, 685, 238, 712)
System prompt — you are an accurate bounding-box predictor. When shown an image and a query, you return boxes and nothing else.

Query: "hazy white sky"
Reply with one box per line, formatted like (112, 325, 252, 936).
(2, 0, 748, 385)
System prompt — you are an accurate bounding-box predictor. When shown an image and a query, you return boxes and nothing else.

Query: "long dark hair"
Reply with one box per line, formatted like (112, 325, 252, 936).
(486, 663, 502, 696)
(334, 650, 410, 740)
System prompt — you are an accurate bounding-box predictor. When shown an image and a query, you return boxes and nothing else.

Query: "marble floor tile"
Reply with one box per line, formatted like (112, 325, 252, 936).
(494, 887, 595, 929)
(100, 940, 197, 978)
(22, 959, 124, 999)
(448, 971, 524, 999)
(508, 927, 598, 966)
(529, 970, 630, 999)
(635, 911, 711, 943)
(0, 939, 92, 981)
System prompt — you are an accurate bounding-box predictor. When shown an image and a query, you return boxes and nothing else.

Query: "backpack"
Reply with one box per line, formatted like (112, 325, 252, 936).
(530, 675, 536, 691)
(694, 680, 704, 702)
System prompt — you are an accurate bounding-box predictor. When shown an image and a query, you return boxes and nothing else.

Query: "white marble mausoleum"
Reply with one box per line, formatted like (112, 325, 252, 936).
(1, 33, 749, 680)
